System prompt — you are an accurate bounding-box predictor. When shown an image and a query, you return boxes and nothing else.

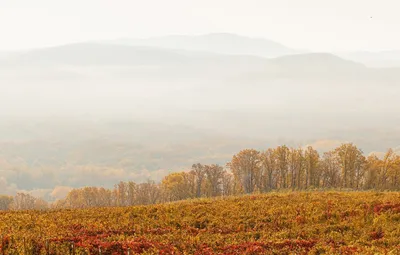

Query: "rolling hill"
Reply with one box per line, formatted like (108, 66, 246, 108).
(109, 33, 301, 58)
(0, 43, 368, 75)
(337, 50, 400, 68)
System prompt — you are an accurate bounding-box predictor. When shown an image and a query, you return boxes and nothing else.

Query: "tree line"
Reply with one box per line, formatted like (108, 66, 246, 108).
(1, 143, 399, 210)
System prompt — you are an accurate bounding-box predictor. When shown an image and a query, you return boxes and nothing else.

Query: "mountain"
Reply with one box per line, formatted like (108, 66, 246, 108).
(0, 43, 363, 73)
(336, 50, 400, 68)
(0, 42, 277, 84)
(0, 43, 192, 67)
(271, 53, 366, 72)
(106, 33, 400, 68)
(0, 42, 282, 71)
(5, 43, 398, 88)
(109, 33, 301, 58)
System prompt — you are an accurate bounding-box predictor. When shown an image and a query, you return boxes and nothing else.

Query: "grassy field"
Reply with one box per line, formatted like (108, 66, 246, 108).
(1, 192, 400, 254)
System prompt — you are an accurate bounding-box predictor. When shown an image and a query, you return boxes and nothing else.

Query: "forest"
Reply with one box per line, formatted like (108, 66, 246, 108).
(1, 143, 399, 211)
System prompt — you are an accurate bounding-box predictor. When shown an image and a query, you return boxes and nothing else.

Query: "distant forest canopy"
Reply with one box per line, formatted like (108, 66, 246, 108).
(1, 143, 399, 210)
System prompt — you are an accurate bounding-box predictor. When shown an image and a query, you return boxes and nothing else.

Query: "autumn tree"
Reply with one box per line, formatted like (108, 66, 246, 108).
(64, 187, 107, 208)
(388, 153, 400, 189)
(97, 187, 113, 207)
(275, 146, 290, 189)
(364, 154, 381, 189)
(82, 187, 98, 207)
(204, 164, 225, 197)
(34, 197, 49, 210)
(136, 180, 160, 205)
(115, 181, 128, 206)
(333, 143, 365, 189)
(288, 148, 305, 190)
(304, 146, 320, 189)
(161, 172, 194, 201)
(229, 149, 260, 193)
(0, 195, 13, 210)
(320, 151, 340, 188)
(191, 163, 206, 198)
(127, 181, 137, 205)
(10, 192, 35, 210)
(65, 189, 84, 208)
(221, 171, 234, 196)
(380, 149, 400, 189)
(259, 148, 277, 192)
(9, 193, 48, 210)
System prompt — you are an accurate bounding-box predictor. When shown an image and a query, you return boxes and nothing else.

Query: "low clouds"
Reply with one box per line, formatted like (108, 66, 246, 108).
(50, 186, 73, 200)
(0, 176, 18, 195)
(128, 168, 172, 182)
(369, 146, 400, 159)
(0, 162, 176, 200)
(64, 165, 134, 187)
(305, 139, 345, 152)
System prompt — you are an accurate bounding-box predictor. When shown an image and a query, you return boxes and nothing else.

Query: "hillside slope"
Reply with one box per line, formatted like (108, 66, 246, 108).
(1, 192, 400, 254)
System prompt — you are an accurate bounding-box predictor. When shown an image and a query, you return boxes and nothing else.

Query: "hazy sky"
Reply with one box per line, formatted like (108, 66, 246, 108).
(0, 0, 399, 51)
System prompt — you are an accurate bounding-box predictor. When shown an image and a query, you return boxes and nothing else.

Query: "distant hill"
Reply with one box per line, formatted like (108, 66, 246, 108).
(271, 53, 366, 72)
(0, 43, 364, 74)
(0, 43, 192, 67)
(109, 34, 400, 68)
(4, 42, 398, 87)
(109, 33, 301, 58)
(336, 50, 400, 68)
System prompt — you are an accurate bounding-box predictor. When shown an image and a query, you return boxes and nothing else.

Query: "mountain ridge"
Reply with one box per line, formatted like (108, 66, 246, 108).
(108, 33, 302, 58)
(0, 42, 366, 71)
